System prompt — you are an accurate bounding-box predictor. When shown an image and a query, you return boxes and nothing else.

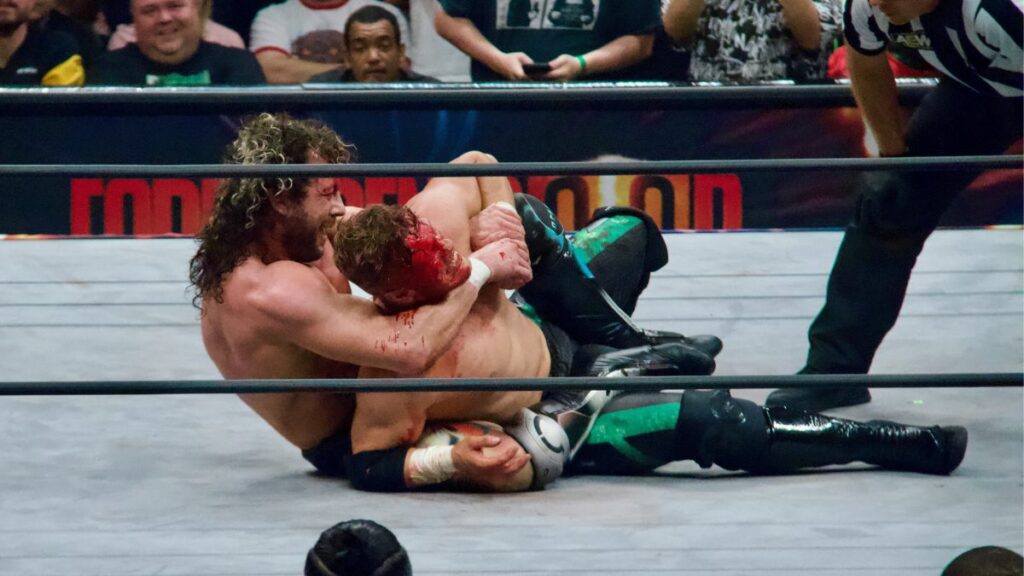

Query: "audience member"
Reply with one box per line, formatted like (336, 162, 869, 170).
(0, 0, 84, 85)
(90, 0, 263, 85)
(391, 0, 469, 82)
(942, 546, 1023, 576)
(107, 0, 244, 50)
(309, 5, 437, 83)
(249, 0, 409, 84)
(31, 0, 102, 70)
(662, 0, 841, 83)
(305, 519, 412, 576)
(435, 0, 660, 82)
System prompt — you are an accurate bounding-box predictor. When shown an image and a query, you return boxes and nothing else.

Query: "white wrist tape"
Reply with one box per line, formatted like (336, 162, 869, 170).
(494, 201, 517, 215)
(468, 257, 492, 288)
(408, 445, 456, 486)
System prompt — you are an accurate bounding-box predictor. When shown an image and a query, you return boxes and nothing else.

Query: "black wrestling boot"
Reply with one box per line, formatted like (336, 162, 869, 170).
(587, 342, 716, 377)
(757, 409, 968, 476)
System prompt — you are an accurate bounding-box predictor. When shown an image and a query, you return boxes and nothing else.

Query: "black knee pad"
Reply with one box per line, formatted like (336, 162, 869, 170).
(587, 205, 668, 272)
(574, 206, 668, 314)
(674, 390, 769, 471)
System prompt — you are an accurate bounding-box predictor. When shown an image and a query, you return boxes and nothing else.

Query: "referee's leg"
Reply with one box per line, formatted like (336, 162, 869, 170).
(770, 80, 1022, 411)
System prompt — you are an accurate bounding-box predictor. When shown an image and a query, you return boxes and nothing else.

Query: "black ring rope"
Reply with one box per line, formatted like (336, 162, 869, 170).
(1, 372, 1019, 396)
(0, 155, 1019, 179)
(0, 82, 939, 111)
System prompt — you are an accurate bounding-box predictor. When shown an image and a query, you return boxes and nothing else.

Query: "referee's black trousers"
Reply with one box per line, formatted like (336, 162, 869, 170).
(804, 79, 1023, 374)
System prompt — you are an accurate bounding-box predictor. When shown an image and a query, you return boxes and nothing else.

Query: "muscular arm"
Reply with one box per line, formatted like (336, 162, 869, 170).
(434, 9, 532, 80)
(847, 45, 906, 156)
(256, 50, 343, 84)
(252, 263, 481, 375)
(778, 0, 822, 52)
(662, 0, 705, 44)
(348, 392, 532, 492)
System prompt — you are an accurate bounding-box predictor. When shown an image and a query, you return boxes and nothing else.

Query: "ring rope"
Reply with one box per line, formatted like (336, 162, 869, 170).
(0, 155, 1019, 178)
(1, 372, 1019, 396)
(0, 82, 939, 110)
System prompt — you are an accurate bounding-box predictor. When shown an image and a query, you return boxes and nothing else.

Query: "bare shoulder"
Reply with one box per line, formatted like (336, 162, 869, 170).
(242, 260, 336, 322)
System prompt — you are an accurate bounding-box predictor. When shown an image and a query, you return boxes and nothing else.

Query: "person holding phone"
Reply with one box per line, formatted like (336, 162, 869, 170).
(434, 0, 660, 82)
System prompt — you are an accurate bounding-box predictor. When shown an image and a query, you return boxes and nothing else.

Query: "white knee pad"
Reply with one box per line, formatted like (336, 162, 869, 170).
(505, 408, 570, 490)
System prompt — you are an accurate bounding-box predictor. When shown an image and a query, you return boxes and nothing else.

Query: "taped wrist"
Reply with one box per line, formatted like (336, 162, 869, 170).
(468, 257, 491, 288)
(407, 445, 456, 486)
(344, 446, 409, 492)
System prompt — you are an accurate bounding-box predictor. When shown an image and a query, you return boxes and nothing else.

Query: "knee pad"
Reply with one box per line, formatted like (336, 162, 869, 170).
(584, 205, 668, 271)
(504, 408, 570, 490)
(573, 206, 668, 314)
(674, 390, 769, 471)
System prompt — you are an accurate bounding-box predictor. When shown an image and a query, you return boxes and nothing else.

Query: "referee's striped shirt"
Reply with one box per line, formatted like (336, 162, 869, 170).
(844, 0, 1023, 96)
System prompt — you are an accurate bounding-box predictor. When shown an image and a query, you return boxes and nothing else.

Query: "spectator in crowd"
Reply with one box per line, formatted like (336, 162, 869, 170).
(0, 0, 84, 85)
(249, 0, 409, 84)
(31, 0, 103, 70)
(90, 0, 263, 85)
(435, 0, 660, 82)
(106, 0, 245, 50)
(662, 0, 841, 83)
(309, 6, 437, 83)
(387, 0, 470, 82)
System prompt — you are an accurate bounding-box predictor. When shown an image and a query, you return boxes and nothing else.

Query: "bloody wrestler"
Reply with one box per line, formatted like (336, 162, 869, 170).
(332, 173, 714, 493)
(334, 199, 969, 493)
(190, 113, 533, 459)
(190, 113, 717, 487)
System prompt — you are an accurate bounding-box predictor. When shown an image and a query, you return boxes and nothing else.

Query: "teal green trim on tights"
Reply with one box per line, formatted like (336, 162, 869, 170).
(585, 403, 679, 468)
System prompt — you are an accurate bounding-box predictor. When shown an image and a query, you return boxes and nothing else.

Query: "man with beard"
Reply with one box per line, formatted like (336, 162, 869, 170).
(191, 113, 533, 470)
(0, 0, 84, 85)
(194, 113, 723, 490)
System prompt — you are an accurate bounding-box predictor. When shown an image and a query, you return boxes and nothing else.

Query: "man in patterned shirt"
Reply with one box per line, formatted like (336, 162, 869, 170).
(662, 0, 842, 82)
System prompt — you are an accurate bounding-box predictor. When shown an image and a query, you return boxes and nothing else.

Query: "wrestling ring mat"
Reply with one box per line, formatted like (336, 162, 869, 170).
(0, 224, 1020, 575)
(1, 82, 1022, 573)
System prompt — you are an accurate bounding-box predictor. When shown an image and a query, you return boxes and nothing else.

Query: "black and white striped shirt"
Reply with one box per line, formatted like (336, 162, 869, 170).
(844, 0, 1023, 96)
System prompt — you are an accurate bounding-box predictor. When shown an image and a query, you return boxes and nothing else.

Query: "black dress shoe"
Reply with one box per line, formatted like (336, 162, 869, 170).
(765, 386, 872, 412)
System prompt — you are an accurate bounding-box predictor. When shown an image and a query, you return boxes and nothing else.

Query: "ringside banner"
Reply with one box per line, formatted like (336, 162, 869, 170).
(1, 105, 1020, 235)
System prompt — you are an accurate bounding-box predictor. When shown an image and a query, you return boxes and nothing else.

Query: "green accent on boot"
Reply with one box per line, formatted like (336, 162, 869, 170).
(570, 215, 640, 266)
(585, 403, 679, 468)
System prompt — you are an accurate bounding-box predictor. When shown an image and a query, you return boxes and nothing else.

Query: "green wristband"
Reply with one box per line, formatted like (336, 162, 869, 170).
(575, 54, 587, 75)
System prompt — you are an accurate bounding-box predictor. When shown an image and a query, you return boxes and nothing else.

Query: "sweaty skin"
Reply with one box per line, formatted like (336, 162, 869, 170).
(200, 150, 532, 452)
(349, 155, 550, 489)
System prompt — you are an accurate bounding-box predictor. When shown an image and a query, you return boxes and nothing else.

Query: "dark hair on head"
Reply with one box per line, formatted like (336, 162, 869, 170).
(305, 519, 412, 576)
(942, 546, 1023, 576)
(332, 204, 418, 292)
(188, 112, 354, 309)
(344, 5, 401, 46)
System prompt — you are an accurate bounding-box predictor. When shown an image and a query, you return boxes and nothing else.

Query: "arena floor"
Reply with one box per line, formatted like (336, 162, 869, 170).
(1, 228, 1021, 575)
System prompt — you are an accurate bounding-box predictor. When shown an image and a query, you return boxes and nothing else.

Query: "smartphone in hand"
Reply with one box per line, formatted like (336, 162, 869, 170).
(522, 62, 553, 76)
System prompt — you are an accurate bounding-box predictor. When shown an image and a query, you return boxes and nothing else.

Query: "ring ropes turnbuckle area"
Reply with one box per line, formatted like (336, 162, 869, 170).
(0, 372, 1019, 396)
(0, 155, 1020, 179)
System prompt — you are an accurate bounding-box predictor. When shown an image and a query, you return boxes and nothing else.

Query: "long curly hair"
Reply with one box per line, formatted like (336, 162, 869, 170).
(189, 113, 353, 309)
(332, 204, 419, 292)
